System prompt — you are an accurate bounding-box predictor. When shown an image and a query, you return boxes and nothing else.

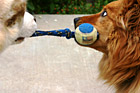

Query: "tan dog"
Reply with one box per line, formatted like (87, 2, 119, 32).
(0, 0, 37, 53)
(74, 0, 140, 93)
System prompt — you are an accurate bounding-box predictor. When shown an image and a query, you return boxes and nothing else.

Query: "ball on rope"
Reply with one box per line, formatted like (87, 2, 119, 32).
(75, 23, 99, 46)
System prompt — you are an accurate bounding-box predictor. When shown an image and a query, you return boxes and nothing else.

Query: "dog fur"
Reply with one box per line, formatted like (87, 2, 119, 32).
(75, 0, 140, 92)
(0, 0, 37, 53)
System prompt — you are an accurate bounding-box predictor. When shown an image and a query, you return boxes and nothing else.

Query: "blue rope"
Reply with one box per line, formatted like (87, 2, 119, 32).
(31, 28, 75, 39)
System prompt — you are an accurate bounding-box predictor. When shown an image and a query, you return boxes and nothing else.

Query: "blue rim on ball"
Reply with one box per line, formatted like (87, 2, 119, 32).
(79, 23, 94, 33)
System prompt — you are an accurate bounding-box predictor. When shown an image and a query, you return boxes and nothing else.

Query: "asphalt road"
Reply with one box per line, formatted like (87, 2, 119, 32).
(0, 15, 115, 93)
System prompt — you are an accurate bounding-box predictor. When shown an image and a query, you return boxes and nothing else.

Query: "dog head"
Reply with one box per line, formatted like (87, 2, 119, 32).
(0, 0, 37, 52)
(15, 12, 37, 44)
(74, 0, 140, 54)
(74, 0, 122, 53)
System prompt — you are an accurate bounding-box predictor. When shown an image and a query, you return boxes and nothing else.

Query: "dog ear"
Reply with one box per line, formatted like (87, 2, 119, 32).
(5, 0, 26, 27)
(121, 0, 140, 32)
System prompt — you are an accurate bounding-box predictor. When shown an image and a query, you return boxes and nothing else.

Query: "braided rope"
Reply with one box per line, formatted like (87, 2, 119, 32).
(31, 28, 75, 39)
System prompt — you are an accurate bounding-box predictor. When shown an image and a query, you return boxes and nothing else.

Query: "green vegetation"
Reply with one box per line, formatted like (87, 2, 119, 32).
(27, 0, 116, 14)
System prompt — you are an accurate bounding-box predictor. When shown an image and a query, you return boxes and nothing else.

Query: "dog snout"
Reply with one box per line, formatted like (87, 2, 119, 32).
(74, 17, 80, 29)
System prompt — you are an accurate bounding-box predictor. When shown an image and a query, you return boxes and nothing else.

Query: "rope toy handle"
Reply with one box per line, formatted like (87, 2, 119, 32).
(31, 28, 75, 39)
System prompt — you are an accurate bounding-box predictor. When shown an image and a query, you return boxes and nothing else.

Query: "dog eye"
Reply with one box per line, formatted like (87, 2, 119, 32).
(101, 11, 107, 17)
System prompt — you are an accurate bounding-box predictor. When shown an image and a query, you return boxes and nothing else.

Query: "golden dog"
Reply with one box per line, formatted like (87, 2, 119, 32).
(74, 0, 140, 92)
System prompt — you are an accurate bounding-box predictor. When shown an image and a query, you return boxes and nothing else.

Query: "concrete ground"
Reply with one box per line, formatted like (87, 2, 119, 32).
(0, 15, 115, 93)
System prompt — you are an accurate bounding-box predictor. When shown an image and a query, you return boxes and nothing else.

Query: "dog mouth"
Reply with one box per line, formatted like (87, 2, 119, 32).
(15, 37, 25, 42)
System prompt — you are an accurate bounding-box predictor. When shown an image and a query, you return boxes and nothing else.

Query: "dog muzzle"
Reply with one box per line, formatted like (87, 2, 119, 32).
(31, 23, 99, 46)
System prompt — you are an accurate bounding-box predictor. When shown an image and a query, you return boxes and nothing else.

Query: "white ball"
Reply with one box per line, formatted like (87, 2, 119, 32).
(75, 23, 98, 45)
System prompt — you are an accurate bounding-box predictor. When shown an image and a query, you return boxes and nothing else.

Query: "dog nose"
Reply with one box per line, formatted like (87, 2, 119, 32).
(74, 17, 80, 29)
(74, 17, 80, 23)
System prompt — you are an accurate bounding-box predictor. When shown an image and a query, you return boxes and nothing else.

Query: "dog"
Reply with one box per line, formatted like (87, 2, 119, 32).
(74, 0, 140, 93)
(0, 0, 37, 53)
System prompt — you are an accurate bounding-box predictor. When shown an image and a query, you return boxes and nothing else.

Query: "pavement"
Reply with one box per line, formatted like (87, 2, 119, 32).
(0, 15, 115, 93)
